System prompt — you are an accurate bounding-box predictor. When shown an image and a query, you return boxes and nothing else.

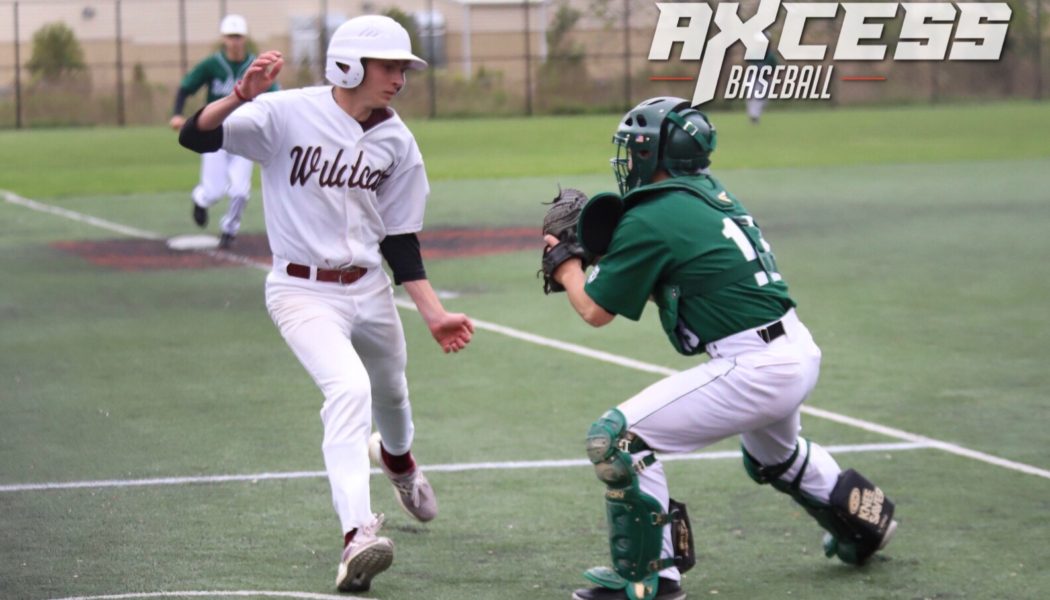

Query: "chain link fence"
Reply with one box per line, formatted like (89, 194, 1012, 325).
(0, 0, 1045, 128)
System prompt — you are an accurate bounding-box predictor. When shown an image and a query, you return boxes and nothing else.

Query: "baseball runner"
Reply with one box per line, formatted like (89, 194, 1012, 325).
(541, 97, 897, 600)
(178, 16, 474, 594)
(169, 14, 278, 249)
(745, 32, 778, 125)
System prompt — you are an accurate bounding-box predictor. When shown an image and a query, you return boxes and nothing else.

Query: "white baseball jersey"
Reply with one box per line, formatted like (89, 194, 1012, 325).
(221, 86, 429, 269)
(219, 86, 431, 536)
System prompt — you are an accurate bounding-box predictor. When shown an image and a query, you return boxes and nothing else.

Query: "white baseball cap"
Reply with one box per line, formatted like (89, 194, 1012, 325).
(220, 14, 248, 36)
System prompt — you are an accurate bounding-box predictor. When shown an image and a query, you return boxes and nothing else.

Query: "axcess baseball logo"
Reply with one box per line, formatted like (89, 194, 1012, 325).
(647, 1, 1012, 105)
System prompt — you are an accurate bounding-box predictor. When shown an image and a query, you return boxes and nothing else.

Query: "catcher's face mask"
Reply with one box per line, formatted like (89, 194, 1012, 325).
(612, 130, 657, 196)
(611, 104, 661, 195)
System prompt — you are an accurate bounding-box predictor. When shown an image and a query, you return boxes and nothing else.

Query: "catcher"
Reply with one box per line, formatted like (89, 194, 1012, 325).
(540, 97, 898, 600)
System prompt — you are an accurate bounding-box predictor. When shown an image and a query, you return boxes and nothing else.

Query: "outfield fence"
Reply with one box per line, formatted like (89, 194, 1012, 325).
(0, 0, 1046, 128)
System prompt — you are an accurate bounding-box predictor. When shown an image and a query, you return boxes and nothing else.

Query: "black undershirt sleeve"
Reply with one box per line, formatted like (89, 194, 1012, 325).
(379, 233, 427, 285)
(172, 87, 192, 116)
(178, 107, 224, 154)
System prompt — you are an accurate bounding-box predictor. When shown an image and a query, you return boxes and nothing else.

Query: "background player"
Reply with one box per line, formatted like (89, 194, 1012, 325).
(177, 15, 474, 594)
(543, 97, 897, 600)
(169, 14, 277, 249)
(746, 32, 778, 125)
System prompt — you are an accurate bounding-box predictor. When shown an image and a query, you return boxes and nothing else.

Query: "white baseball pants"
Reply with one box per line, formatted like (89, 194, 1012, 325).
(265, 266, 415, 534)
(747, 76, 770, 121)
(618, 309, 842, 581)
(192, 149, 253, 236)
(747, 97, 768, 121)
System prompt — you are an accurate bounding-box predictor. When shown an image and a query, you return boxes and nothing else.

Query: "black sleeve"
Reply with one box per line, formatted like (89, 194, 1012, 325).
(172, 87, 193, 116)
(379, 233, 427, 285)
(178, 107, 224, 154)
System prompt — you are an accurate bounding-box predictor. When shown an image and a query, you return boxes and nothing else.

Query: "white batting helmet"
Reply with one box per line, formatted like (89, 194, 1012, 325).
(325, 15, 427, 89)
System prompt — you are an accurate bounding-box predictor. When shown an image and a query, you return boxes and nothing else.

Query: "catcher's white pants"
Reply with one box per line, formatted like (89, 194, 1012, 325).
(192, 149, 253, 236)
(619, 309, 841, 582)
(265, 265, 414, 534)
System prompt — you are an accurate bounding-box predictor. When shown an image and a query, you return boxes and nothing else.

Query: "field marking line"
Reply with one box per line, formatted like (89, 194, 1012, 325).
(0, 442, 929, 493)
(2, 191, 164, 240)
(5, 191, 1049, 482)
(444, 306, 1050, 481)
(454, 314, 677, 376)
(47, 591, 360, 600)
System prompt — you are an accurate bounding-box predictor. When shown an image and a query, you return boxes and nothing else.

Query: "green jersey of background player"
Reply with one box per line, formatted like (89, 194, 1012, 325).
(179, 51, 253, 104)
(168, 14, 278, 249)
(170, 17, 276, 116)
(543, 97, 898, 600)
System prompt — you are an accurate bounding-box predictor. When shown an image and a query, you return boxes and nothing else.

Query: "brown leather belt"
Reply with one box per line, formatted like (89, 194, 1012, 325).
(286, 263, 368, 285)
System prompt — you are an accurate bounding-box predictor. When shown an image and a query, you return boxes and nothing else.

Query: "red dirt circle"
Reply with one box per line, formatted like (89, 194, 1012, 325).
(52, 227, 540, 271)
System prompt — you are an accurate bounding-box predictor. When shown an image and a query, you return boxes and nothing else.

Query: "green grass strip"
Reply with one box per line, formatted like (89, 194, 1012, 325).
(2, 101, 1048, 198)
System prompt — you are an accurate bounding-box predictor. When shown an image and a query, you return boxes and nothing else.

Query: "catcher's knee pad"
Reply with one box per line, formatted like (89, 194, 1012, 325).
(586, 409, 670, 596)
(742, 441, 896, 566)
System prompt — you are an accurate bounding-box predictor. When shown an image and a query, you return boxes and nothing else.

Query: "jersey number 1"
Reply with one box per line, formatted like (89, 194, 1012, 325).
(720, 217, 782, 287)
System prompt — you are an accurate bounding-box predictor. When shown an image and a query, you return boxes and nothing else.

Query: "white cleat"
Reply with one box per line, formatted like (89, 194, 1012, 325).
(336, 513, 394, 593)
(879, 519, 899, 551)
(369, 431, 439, 522)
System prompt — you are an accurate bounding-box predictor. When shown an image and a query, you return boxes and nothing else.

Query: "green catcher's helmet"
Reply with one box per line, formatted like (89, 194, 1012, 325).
(611, 97, 717, 195)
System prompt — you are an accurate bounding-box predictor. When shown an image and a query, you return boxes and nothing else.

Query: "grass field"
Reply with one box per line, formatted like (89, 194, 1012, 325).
(2, 101, 1050, 600)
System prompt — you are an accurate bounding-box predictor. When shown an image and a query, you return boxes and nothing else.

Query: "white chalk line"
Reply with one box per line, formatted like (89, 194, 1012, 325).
(438, 311, 1050, 481)
(4, 190, 1049, 482)
(47, 591, 359, 600)
(0, 442, 929, 493)
(3, 192, 164, 240)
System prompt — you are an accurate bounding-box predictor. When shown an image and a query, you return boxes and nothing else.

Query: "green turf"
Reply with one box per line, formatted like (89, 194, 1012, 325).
(2, 101, 1049, 198)
(3, 454, 1044, 600)
(2, 103, 1049, 600)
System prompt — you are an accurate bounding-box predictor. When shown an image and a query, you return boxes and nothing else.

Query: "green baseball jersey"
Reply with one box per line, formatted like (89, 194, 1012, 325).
(584, 174, 795, 348)
(179, 52, 270, 103)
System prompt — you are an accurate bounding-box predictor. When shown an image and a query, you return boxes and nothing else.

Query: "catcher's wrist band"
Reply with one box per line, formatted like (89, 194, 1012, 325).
(233, 81, 251, 103)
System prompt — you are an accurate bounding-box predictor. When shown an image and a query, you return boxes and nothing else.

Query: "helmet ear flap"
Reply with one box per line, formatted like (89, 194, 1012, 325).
(661, 109, 716, 175)
(326, 56, 365, 88)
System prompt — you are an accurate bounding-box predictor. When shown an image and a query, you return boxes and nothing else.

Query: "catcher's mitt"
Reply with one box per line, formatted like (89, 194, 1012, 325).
(540, 187, 592, 294)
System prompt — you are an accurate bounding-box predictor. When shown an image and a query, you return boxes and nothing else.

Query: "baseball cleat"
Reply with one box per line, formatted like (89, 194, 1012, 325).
(369, 431, 438, 522)
(192, 203, 208, 228)
(336, 513, 394, 593)
(218, 232, 235, 249)
(571, 577, 686, 600)
(878, 519, 898, 550)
